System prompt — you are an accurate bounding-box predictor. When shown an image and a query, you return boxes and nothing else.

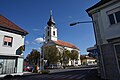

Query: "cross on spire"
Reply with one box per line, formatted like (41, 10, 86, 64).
(50, 10, 52, 16)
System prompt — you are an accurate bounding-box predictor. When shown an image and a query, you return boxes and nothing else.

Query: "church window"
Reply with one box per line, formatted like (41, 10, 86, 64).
(48, 39, 49, 42)
(48, 27, 49, 29)
(53, 31, 55, 36)
(48, 31, 49, 36)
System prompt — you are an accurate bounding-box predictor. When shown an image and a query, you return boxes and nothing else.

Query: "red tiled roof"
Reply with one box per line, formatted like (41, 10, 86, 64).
(0, 15, 28, 35)
(52, 40, 79, 50)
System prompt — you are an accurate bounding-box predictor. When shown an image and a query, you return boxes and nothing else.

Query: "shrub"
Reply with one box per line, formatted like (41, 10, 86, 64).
(41, 69, 50, 74)
(32, 65, 38, 73)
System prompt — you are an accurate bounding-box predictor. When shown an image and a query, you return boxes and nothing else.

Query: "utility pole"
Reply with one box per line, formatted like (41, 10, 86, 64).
(40, 34, 45, 71)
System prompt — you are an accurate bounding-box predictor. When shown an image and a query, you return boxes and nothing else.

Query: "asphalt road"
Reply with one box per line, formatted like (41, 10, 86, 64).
(2, 67, 101, 80)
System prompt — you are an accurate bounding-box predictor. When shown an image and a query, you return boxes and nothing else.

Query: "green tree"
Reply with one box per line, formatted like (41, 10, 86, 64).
(63, 49, 71, 65)
(80, 55, 86, 65)
(26, 49, 40, 66)
(70, 50, 79, 60)
(44, 45, 60, 65)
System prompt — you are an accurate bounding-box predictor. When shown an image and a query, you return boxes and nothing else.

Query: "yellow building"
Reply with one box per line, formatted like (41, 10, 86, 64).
(81, 56, 97, 65)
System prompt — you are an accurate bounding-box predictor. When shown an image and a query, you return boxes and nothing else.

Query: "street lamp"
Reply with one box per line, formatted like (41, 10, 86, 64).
(69, 20, 102, 76)
(69, 20, 97, 54)
(70, 21, 95, 26)
(69, 20, 97, 45)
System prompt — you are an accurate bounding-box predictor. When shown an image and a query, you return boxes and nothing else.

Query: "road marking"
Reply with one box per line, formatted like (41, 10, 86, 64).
(54, 75, 66, 78)
(76, 75, 85, 80)
(68, 75, 80, 79)
(62, 75, 72, 78)
(45, 74, 86, 80)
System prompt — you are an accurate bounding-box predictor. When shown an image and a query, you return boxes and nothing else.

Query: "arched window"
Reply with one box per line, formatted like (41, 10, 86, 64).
(48, 39, 49, 42)
(53, 31, 55, 36)
(48, 31, 49, 36)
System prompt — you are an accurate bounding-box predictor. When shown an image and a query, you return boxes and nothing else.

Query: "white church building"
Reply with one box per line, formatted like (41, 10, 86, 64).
(43, 11, 81, 67)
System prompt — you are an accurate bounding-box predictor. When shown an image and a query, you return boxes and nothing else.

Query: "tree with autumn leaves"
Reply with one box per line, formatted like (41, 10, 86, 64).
(25, 49, 40, 72)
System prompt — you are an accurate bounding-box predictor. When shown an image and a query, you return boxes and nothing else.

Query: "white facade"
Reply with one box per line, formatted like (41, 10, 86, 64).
(45, 11, 57, 42)
(0, 15, 28, 77)
(90, 1, 120, 45)
(87, 0, 120, 79)
(82, 58, 97, 65)
(45, 26, 57, 42)
(0, 30, 24, 56)
(56, 45, 81, 66)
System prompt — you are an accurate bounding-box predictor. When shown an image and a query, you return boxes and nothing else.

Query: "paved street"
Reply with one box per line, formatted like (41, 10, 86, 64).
(2, 67, 101, 80)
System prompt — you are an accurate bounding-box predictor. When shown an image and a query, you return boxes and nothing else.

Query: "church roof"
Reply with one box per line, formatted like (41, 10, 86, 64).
(47, 10, 55, 26)
(0, 15, 28, 35)
(52, 40, 79, 50)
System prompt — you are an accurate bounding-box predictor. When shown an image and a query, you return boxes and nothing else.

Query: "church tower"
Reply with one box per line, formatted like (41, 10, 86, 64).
(45, 10, 57, 42)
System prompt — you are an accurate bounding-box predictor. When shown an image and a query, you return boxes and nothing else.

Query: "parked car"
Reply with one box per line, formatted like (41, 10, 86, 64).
(23, 66, 33, 72)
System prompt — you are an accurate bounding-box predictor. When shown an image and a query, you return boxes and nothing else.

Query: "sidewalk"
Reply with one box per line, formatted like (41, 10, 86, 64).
(23, 71, 34, 76)
(22, 71, 40, 77)
(0, 72, 40, 80)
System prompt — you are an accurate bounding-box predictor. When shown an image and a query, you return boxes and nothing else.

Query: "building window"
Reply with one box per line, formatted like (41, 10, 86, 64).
(53, 31, 55, 36)
(3, 36, 13, 47)
(115, 11, 120, 23)
(108, 14, 115, 25)
(108, 11, 120, 25)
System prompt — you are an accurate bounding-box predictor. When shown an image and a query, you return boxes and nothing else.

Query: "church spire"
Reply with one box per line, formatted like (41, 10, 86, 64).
(50, 10, 52, 16)
(47, 10, 55, 26)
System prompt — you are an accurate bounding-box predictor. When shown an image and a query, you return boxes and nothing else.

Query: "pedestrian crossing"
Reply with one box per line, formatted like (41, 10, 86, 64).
(40, 74, 85, 80)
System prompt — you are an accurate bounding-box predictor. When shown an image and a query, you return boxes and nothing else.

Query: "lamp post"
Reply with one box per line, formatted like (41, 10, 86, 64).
(41, 45, 44, 71)
(69, 20, 104, 77)
(69, 21, 97, 44)
(40, 34, 46, 71)
(70, 21, 95, 26)
(69, 20, 98, 58)
(62, 46, 66, 69)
